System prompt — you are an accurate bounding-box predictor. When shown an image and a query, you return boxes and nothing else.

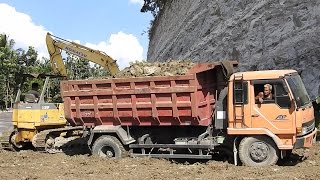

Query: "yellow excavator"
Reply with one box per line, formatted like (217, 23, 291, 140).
(0, 33, 119, 152)
(46, 32, 119, 77)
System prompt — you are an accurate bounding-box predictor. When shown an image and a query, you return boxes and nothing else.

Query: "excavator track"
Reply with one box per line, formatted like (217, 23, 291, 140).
(32, 126, 84, 153)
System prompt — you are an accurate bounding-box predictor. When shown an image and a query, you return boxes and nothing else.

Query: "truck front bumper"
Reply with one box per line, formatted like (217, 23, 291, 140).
(294, 128, 317, 149)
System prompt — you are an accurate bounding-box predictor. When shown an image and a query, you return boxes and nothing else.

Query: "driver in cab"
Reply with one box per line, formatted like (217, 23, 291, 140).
(25, 82, 40, 103)
(255, 84, 273, 104)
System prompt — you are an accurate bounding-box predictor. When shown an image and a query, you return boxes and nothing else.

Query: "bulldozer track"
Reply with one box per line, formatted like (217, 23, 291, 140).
(0, 131, 15, 151)
(32, 126, 84, 152)
(0, 126, 84, 153)
(0, 140, 15, 151)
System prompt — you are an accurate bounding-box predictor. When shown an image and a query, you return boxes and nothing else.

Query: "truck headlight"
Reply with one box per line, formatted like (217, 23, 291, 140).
(297, 127, 308, 136)
(297, 121, 315, 136)
(301, 127, 308, 135)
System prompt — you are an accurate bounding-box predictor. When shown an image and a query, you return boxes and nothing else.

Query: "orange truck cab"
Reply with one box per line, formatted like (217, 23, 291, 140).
(223, 70, 317, 165)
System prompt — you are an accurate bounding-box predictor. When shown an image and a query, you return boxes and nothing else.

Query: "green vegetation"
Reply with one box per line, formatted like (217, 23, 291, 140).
(140, 0, 168, 39)
(0, 33, 108, 110)
(140, 0, 167, 17)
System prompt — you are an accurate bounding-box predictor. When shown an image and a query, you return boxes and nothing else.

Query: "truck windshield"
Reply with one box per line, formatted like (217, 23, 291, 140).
(286, 74, 311, 108)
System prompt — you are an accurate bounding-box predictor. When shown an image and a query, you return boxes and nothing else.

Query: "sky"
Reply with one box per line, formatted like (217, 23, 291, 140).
(0, 0, 153, 69)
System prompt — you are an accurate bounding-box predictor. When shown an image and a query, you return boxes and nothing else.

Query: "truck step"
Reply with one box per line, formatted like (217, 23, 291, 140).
(132, 153, 212, 159)
(129, 144, 216, 149)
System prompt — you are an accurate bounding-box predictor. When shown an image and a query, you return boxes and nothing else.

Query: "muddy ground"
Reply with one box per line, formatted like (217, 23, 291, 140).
(0, 142, 319, 180)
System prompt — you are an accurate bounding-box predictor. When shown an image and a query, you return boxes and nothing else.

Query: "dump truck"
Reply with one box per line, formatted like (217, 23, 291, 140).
(58, 61, 316, 166)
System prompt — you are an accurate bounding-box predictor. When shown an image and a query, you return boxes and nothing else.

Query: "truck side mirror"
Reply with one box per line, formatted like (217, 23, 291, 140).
(290, 99, 294, 108)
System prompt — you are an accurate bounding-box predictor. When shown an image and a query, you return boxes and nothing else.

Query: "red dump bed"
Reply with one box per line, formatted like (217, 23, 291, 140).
(60, 63, 229, 127)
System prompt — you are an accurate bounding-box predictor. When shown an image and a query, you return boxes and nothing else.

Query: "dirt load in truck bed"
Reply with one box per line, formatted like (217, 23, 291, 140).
(0, 142, 319, 180)
(115, 60, 195, 77)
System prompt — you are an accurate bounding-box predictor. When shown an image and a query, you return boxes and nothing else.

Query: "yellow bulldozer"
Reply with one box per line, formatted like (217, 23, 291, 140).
(0, 73, 82, 152)
(0, 33, 119, 152)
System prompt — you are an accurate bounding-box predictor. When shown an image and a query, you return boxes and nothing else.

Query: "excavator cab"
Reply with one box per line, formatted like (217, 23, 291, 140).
(7, 73, 67, 150)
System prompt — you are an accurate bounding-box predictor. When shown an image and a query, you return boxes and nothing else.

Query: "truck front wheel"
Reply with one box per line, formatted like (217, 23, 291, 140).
(239, 136, 279, 166)
(92, 135, 126, 159)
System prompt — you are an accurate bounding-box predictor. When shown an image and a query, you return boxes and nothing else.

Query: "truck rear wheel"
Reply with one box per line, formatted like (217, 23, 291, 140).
(92, 135, 126, 159)
(239, 136, 279, 166)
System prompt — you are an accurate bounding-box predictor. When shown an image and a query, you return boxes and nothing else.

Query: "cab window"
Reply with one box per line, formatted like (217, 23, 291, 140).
(234, 81, 248, 104)
(253, 80, 291, 108)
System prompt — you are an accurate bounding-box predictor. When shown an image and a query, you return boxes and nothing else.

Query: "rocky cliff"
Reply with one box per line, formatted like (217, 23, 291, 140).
(147, 0, 320, 99)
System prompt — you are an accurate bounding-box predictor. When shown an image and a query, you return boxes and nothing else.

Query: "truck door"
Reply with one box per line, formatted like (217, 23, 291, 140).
(251, 80, 295, 134)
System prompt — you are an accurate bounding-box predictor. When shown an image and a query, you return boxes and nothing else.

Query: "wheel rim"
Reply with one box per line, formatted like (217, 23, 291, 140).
(98, 146, 115, 158)
(249, 142, 269, 162)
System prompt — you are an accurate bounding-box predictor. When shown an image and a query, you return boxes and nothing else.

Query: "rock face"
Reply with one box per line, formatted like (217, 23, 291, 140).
(147, 0, 320, 99)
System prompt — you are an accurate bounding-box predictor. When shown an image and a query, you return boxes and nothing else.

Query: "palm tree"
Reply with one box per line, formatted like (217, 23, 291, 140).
(0, 34, 15, 48)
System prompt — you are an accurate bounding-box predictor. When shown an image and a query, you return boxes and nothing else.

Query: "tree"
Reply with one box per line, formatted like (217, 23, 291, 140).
(141, 0, 166, 17)
(0, 34, 43, 109)
(90, 64, 109, 77)
(0, 34, 18, 109)
(14, 46, 40, 95)
(65, 53, 91, 80)
(65, 52, 109, 80)
(0, 33, 112, 109)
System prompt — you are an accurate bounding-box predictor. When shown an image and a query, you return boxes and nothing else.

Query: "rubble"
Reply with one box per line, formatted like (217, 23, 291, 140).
(114, 60, 195, 78)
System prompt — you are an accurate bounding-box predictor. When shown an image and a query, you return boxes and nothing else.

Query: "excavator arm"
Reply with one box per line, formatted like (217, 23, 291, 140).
(46, 32, 119, 77)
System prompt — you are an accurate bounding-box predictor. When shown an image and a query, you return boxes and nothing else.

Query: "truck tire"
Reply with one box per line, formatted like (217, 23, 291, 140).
(92, 135, 126, 159)
(239, 136, 279, 166)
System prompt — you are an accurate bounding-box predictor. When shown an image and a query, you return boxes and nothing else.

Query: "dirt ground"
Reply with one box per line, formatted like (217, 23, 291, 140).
(0, 142, 319, 180)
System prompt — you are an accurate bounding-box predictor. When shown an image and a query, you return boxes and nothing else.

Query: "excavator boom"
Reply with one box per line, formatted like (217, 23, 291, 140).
(46, 33, 119, 77)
